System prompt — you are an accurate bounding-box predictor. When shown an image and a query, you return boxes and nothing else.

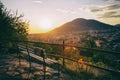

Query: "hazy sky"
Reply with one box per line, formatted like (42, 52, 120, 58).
(1, 0, 120, 33)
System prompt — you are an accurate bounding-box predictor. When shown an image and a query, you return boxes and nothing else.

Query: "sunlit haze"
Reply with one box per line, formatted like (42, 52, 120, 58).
(1, 0, 120, 33)
(37, 18, 54, 32)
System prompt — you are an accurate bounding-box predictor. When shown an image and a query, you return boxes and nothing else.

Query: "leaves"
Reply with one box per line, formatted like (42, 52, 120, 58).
(0, 2, 29, 54)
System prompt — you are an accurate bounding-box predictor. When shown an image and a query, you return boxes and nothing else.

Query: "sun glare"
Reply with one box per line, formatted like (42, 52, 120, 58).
(38, 19, 54, 32)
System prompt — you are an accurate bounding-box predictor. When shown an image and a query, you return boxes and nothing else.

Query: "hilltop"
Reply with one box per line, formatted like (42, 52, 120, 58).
(49, 18, 114, 34)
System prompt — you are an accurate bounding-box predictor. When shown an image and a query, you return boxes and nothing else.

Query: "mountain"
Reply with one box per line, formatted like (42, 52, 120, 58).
(115, 24, 120, 27)
(49, 18, 114, 34)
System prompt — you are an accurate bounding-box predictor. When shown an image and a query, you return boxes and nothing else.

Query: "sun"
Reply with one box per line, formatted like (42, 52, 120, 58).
(38, 19, 54, 32)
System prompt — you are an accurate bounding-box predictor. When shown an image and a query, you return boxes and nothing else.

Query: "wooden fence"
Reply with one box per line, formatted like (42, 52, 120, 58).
(9, 40, 120, 79)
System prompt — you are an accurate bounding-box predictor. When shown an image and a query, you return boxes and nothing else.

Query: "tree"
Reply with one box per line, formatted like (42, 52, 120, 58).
(0, 2, 29, 54)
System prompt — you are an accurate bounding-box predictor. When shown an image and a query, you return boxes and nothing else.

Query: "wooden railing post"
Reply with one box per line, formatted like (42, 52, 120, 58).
(62, 40, 65, 67)
(16, 42, 21, 66)
(55, 56, 60, 79)
(57, 63, 60, 79)
(41, 49, 46, 80)
(25, 42, 32, 74)
(43, 55, 46, 80)
(18, 50, 21, 66)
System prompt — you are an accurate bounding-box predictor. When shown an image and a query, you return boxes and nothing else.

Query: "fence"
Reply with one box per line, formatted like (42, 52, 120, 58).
(2, 40, 120, 79)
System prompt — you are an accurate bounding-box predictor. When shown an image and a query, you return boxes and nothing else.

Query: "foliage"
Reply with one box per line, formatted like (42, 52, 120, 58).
(0, 2, 28, 54)
(64, 47, 80, 59)
(80, 33, 97, 48)
(33, 42, 63, 55)
(95, 74, 112, 80)
(92, 52, 104, 63)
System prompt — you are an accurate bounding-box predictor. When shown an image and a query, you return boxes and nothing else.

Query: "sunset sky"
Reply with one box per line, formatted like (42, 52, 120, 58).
(1, 0, 120, 33)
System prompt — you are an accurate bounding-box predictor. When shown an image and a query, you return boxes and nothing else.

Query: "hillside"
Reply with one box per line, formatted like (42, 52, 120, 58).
(49, 18, 114, 34)
(115, 24, 120, 28)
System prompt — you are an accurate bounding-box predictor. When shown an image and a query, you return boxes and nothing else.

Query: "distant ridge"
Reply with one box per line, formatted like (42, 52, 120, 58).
(49, 18, 114, 34)
(115, 24, 120, 27)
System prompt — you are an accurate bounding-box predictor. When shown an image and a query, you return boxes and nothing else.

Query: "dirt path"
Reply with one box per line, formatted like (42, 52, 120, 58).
(0, 54, 69, 80)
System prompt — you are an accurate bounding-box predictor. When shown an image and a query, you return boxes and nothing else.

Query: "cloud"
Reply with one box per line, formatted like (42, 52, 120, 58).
(110, 14, 120, 17)
(103, 0, 120, 1)
(89, 3, 120, 19)
(56, 9, 69, 13)
(32, 0, 43, 4)
(98, 11, 120, 18)
(105, 4, 120, 10)
(90, 7, 103, 12)
(56, 9, 80, 15)
(103, 0, 109, 1)
(78, 6, 92, 13)
(90, 4, 120, 12)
